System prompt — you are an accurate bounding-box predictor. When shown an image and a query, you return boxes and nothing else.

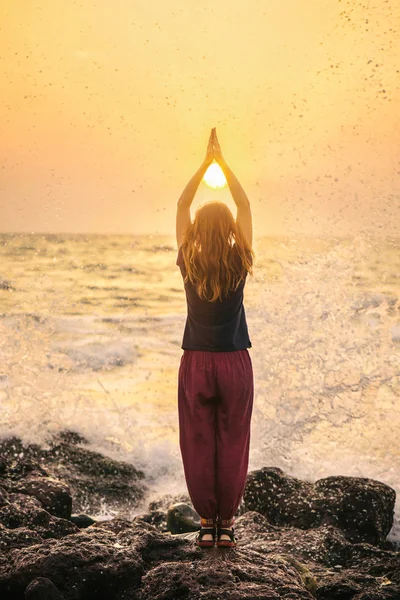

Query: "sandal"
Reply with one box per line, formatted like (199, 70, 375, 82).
(217, 517, 236, 548)
(196, 517, 217, 548)
(217, 527, 237, 548)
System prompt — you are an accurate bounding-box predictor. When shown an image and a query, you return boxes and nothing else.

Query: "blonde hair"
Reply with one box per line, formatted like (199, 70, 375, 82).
(180, 201, 254, 302)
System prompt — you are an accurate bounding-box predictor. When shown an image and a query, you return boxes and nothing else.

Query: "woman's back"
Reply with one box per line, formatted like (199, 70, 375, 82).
(176, 243, 252, 352)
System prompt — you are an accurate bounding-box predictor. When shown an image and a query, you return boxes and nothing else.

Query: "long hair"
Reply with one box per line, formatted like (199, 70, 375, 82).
(180, 201, 255, 302)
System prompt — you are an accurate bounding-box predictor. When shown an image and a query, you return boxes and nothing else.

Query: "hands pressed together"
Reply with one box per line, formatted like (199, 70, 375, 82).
(204, 127, 224, 167)
(178, 126, 247, 210)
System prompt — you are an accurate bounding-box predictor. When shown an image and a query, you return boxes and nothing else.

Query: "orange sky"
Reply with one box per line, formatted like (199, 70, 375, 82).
(0, 0, 399, 236)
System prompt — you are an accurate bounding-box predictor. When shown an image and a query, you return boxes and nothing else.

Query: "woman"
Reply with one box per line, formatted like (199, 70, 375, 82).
(176, 128, 255, 549)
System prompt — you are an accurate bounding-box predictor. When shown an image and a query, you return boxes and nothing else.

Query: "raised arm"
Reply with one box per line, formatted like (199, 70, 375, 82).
(176, 129, 214, 249)
(213, 129, 253, 248)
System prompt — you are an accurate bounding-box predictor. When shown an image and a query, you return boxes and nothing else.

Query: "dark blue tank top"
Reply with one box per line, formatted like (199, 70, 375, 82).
(176, 244, 252, 352)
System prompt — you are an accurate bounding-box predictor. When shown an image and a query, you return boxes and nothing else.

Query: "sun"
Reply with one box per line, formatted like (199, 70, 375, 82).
(203, 162, 227, 189)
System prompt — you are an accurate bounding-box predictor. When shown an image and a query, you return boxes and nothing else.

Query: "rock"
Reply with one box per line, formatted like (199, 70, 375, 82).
(138, 556, 315, 600)
(132, 509, 168, 531)
(69, 514, 97, 528)
(314, 475, 395, 545)
(24, 577, 65, 599)
(243, 467, 322, 528)
(0, 522, 43, 551)
(53, 430, 88, 447)
(166, 502, 200, 534)
(0, 432, 147, 517)
(147, 492, 192, 512)
(6, 457, 50, 480)
(232, 510, 353, 566)
(0, 526, 143, 599)
(232, 511, 400, 598)
(0, 451, 73, 520)
(0, 503, 79, 545)
(44, 432, 147, 516)
(148, 491, 251, 529)
(243, 467, 395, 545)
(0, 458, 8, 476)
(0, 481, 78, 549)
(266, 554, 318, 594)
(0, 432, 399, 599)
(7, 492, 44, 512)
(10, 476, 72, 520)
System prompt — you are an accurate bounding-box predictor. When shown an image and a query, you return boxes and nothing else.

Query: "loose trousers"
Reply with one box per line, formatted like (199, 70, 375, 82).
(178, 349, 254, 521)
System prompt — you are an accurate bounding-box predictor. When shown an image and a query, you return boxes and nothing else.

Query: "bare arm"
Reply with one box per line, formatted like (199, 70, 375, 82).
(176, 130, 215, 248)
(219, 157, 250, 209)
(177, 160, 209, 209)
(222, 158, 253, 248)
(176, 162, 209, 249)
(213, 129, 253, 247)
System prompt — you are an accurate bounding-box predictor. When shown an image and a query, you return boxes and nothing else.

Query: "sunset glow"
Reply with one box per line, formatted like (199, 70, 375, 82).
(203, 163, 228, 190)
(0, 1, 399, 236)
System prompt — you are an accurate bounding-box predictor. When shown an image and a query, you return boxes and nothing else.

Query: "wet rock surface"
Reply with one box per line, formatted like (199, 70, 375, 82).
(0, 430, 147, 517)
(0, 430, 399, 599)
(242, 466, 396, 546)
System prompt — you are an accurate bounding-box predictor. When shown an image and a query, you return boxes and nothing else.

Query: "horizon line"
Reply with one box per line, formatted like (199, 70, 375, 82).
(0, 231, 398, 240)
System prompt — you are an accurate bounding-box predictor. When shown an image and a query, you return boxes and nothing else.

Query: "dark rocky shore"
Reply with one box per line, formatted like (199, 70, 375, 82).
(0, 429, 399, 599)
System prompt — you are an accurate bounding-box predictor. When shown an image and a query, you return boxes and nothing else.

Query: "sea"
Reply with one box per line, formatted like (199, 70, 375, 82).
(0, 233, 399, 541)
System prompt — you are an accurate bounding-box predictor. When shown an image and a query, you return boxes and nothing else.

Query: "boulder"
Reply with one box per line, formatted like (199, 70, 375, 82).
(166, 502, 200, 534)
(10, 477, 72, 520)
(0, 432, 147, 517)
(243, 467, 395, 545)
(24, 577, 65, 600)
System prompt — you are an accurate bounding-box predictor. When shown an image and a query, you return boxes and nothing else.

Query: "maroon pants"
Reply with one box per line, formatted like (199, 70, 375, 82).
(178, 349, 254, 522)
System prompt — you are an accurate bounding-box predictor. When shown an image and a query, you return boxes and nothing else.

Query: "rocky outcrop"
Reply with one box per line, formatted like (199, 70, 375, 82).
(0, 430, 398, 599)
(0, 430, 147, 517)
(243, 466, 395, 545)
